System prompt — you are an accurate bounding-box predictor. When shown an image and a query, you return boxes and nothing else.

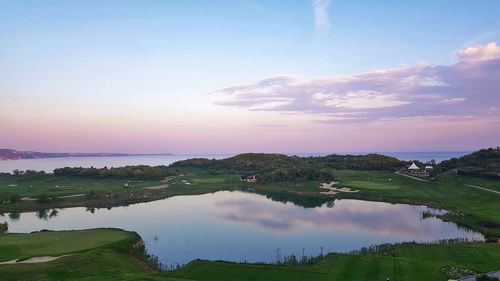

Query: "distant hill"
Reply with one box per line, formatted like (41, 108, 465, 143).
(0, 149, 171, 160)
(439, 147, 500, 179)
(171, 152, 406, 183)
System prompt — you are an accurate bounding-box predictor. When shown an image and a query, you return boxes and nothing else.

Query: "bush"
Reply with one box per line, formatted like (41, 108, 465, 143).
(9, 193, 21, 203)
(0, 193, 21, 204)
(37, 194, 53, 203)
(0, 222, 7, 234)
(86, 190, 97, 199)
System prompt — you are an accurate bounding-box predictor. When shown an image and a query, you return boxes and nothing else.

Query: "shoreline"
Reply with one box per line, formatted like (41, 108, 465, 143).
(1, 184, 499, 241)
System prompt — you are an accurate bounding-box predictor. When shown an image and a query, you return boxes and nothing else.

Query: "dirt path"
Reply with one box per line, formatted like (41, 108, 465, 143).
(0, 255, 73, 265)
(466, 184, 500, 195)
(393, 171, 429, 182)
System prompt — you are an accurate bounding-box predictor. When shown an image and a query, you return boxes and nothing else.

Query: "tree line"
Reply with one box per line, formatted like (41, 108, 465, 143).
(53, 165, 176, 180)
(439, 147, 500, 180)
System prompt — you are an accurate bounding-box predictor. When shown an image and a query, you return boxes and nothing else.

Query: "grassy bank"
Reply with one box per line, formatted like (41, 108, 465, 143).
(0, 171, 240, 212)
(0, 228, 162, 281)
(332, 170, 500, 239)
(165, 242, 500, 281)
(1, 228, 499, 281)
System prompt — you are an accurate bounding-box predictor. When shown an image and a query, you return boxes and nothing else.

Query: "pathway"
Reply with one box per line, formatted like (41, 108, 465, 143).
(466, 184, 500, 195)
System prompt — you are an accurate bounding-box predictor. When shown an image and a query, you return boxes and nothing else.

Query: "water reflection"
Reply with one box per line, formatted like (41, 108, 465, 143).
(0, 191, 484, 266)
(214, 196, 461, 237)
(36, 209, 59, 220)
(8, 212, 20, 220)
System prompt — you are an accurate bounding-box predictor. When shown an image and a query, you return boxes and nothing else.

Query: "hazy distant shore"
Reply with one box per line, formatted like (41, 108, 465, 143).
(0, 148, 172, 161)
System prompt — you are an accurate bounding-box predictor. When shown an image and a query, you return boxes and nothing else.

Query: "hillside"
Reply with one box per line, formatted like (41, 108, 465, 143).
(439, 148, 500, 179)
(171, 153, 406, 183)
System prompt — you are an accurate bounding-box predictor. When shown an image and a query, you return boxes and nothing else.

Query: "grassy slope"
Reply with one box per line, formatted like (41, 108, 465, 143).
(0, 229, 185, 281)
(0, 228, 131, 261)
(165, 243, 500, 281)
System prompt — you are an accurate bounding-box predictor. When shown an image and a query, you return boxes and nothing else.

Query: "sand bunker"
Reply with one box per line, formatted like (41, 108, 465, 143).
(320, 182, 359, 195)
(142, 184, 169, 190)
(0, 255, 72, 265)
(58, 194, 85, 199)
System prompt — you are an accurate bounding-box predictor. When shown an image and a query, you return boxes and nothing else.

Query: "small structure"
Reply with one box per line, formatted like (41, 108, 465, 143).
(408, 162, 420, 172)
(403, 162, 431, 178)
(241, 175, 258, 183)
(425, 165, 434, 173)
(123, 182, 129, 188)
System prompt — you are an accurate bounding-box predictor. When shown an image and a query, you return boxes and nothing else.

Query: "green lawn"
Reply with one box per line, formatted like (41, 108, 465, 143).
(0, 171, 239, 212)
(0, 229, 185, 281)
(165, 242, 500, 281)
(0, 228, 132, 262)
(0, 174, 163, 198)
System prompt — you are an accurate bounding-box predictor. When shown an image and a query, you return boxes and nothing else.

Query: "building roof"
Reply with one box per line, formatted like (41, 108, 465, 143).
(425, 166, 433, 169)
(408, 162, 420, 170)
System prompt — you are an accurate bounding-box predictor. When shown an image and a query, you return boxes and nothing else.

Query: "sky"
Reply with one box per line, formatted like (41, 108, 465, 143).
(1, 0, 500, 154)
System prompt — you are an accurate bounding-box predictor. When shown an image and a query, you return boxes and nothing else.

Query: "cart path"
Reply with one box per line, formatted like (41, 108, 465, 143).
(466, 184, 500, 195)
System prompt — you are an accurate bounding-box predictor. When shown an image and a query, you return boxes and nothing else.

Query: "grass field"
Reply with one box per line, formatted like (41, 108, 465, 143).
(166, 243, 500, 281)
(0, 174, 147, 197)
(1, 229, 499, 281)
(0, 228, 170, 281)
(0, 171, 240, 212)
(0, 228, 132, 262)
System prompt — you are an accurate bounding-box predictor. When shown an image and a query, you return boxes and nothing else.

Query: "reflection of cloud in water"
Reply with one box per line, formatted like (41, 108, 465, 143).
(213, 196, 479, 240)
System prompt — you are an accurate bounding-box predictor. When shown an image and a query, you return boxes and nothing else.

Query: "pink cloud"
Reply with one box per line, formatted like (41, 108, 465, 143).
(215, 43, 500, 123)
(458, 42, 500, 61)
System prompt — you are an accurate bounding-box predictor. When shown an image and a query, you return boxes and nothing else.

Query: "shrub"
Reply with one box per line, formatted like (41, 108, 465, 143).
(9, 193, 21, 203)
(0, 222, 7, 234)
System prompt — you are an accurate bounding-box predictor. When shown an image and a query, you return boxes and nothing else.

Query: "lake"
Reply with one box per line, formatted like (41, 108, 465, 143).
(0, 191, 483, 267)
(0, 151, 470, 173)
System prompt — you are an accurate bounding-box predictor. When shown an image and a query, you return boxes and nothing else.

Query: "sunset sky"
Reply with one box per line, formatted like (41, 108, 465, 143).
(1, 0, 500, 153)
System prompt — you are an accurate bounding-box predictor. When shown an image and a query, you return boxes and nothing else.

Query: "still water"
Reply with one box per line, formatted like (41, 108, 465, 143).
(0, 191, 483, 266)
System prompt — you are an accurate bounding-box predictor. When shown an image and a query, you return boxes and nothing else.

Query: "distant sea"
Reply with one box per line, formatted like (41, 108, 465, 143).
(0, 151, 471, 173)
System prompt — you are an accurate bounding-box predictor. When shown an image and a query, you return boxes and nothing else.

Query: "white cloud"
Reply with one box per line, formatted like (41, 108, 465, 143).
(324, 91, 411, 109)
(214, 42, 500, 123)
(442, 97, 466, 105)
(312, 0, 331, 33)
